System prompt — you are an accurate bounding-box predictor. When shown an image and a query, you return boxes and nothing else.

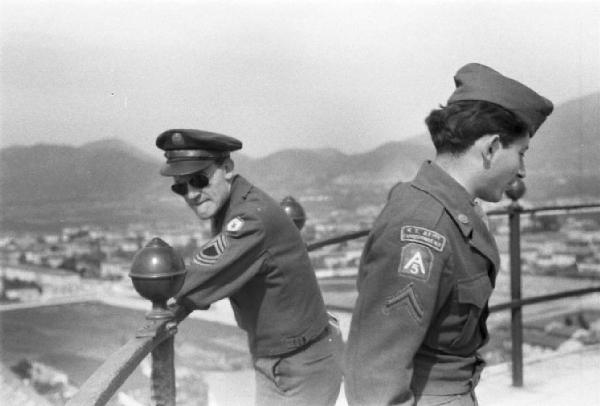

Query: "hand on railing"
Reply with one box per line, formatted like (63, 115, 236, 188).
(168, 301, 193, 323)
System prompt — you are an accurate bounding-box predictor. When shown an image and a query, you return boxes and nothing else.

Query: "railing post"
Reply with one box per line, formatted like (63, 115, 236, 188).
(506, 179, 525, 387)
(129, 238, 187, 406)
(280, 196, 307, 230)
(151, 335, 176, 406)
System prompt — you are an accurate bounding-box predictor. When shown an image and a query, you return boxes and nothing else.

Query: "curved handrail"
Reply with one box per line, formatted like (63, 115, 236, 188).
(487, 202, 600, 216)
(66, 305, 191, 406)
(306, 229, 370, 252)
(306, 202, 600, 251)
(327, 286, 600, 314)
(488, 286, 600, 312)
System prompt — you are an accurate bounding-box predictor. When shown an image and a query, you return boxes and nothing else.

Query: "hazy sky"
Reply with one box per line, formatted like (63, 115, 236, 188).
(2, 0, 599, 158)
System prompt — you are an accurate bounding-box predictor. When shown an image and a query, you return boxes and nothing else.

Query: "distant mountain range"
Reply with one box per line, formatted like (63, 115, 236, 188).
(527, 92, 600, 176)
(0, 140, 158, 205)
(1, 92, 599, 230)
(514, 92, 600, 200)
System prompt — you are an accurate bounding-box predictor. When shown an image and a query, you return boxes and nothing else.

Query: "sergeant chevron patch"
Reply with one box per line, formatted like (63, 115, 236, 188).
(193, 234, 230, 265)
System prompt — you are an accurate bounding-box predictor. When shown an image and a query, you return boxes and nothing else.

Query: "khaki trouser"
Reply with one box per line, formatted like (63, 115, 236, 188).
(415, 390, 478, 406)
(253, 317, 343, 406)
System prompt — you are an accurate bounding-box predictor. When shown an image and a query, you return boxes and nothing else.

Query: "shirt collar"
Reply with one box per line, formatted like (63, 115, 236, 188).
(411, 160, 480, 238)
(228, 174, 252, 205)
(211, 174, 252, 232)
(411, 161, 500, 278)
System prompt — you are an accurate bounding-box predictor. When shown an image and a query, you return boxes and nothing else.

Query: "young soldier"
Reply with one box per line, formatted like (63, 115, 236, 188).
(156, 129, 342, 406)
(344, 63, 553, 406)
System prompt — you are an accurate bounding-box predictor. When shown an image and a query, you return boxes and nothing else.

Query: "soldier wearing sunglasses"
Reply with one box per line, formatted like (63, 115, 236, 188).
(156, 129, 343, 406)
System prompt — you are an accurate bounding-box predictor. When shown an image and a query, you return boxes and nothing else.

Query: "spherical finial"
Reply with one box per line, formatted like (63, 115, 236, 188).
(280, 196, 306, 230)
(505, 178, 526, 201)
(129, 237, 186, 319)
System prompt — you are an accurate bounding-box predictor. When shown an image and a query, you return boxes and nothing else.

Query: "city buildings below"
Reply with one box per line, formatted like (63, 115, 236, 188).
(1, 206, 600, 405)
(1, 264, 81, 301)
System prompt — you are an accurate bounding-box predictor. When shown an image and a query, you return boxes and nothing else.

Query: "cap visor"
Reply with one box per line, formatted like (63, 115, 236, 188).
(160, 160, 213, 176)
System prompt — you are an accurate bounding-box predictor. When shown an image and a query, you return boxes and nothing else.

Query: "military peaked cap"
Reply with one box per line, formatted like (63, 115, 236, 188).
(447, 63, 553, 135)
(156, 129, 243, 176)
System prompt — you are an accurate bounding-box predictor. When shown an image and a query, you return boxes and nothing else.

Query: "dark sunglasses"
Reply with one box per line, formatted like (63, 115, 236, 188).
(171, 173, 210, 196)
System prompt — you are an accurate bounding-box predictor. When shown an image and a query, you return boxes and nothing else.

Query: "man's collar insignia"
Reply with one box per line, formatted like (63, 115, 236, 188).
(226, 217, 245, 234)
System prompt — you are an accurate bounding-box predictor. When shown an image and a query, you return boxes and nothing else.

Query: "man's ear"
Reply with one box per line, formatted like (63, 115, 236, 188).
(480, 134, 501, 169)
(223, 158, 235, 180)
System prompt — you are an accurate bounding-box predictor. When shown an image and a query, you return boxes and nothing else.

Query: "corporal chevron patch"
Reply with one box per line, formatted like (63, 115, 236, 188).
(193, 234, 230, 265)
(382, 282, 424, 323)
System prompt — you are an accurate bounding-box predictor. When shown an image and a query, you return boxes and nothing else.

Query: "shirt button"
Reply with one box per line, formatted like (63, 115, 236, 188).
(458, 214, 469, 224)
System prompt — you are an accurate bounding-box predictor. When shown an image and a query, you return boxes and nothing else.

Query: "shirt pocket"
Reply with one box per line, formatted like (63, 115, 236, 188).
(450, 273, 493, 350)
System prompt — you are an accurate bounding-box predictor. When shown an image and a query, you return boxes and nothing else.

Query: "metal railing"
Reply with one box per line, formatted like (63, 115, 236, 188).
(66, 192, 600, 405)
(493, 198, 600, 386)
(66, 305, 190, 406)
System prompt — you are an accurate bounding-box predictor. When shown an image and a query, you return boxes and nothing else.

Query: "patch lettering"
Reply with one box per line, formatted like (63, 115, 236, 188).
(398, 243, 433, 282)
(401, 225, 446, 252)
(226, 217, 245, 234)
(193, 234, 230, 265)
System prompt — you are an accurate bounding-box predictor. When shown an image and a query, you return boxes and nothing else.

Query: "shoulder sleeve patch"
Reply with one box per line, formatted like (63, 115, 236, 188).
(401, 225, 446, 252)
(193, 234, 230, 265)
(398, 243, 433, 282)
(225, 216, 245, 234)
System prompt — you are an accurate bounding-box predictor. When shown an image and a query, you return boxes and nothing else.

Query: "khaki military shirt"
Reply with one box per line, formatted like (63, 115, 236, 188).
(344, 161, 499, 405)
(176, 175, 329, 357)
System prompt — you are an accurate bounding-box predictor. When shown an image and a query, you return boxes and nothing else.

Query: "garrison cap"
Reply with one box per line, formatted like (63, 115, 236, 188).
(156, 129, 242, 176)
(447, 63, 553, 135)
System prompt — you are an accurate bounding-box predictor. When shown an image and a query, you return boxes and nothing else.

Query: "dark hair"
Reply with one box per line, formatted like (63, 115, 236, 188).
(425, 100, 528, 155)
